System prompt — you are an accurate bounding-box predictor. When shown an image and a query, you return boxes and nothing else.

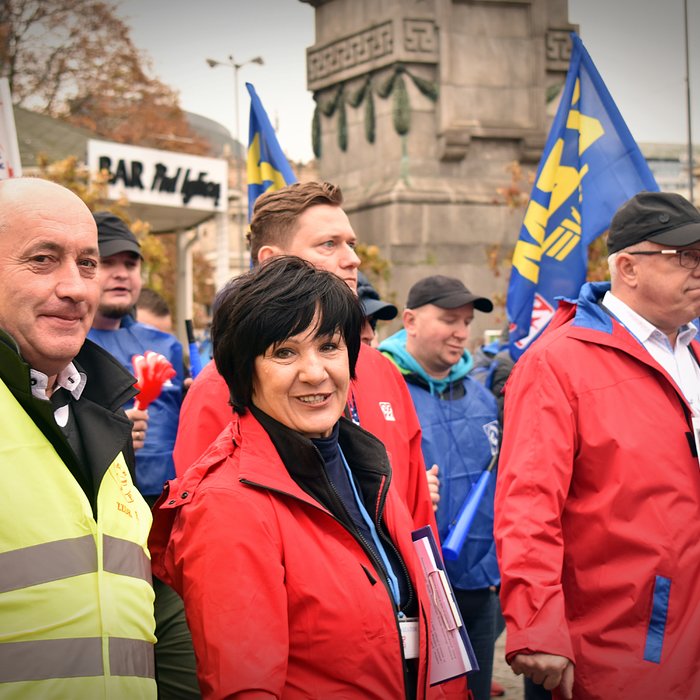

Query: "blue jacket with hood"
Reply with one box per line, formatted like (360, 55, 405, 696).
(380, 330, 500, 590)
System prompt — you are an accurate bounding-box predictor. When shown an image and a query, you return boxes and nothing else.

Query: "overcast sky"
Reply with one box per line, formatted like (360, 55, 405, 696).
(115, 0, 699, 163)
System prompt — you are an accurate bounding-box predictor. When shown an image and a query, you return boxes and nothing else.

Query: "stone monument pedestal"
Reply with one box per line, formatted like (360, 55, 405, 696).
(303, 0, 575, 341)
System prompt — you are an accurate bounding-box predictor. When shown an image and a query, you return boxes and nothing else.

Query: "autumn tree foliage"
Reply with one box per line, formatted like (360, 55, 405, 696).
(1, 2, 217, 324)
(0, 0, 208, 155)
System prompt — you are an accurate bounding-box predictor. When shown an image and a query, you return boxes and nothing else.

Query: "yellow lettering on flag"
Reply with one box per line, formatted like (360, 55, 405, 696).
(514, 198, 549, 283)
(512, 237, 545, 285)
(544, 207, 582, 261)
(567, 111, 605, 155)
(512, 81, 604, 285)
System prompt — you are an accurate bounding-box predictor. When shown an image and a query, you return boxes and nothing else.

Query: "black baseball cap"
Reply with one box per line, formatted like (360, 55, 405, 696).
(357, 272, 398, 321)
(93, 211, 142, 258)
(607, 191, 700, 254)
(406, 275, 493, 312)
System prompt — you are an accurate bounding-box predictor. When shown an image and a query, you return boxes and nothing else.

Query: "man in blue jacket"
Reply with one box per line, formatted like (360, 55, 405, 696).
(380, 275, 500, 700)
(88, 212, 184, 500)
(88, 212, 199, 699)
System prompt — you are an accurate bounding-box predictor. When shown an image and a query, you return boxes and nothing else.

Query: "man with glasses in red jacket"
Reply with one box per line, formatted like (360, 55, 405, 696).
(495, 191, 700, 700)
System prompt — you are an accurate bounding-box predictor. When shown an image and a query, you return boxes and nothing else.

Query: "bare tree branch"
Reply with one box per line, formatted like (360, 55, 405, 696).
(0, 0, 209, 155)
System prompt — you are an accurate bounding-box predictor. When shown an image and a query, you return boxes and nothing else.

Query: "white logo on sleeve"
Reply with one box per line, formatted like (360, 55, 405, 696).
(379, 402, 396, 422)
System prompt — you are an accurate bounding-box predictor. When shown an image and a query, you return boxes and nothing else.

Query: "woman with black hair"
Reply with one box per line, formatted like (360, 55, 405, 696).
(149, 256, 438, 700)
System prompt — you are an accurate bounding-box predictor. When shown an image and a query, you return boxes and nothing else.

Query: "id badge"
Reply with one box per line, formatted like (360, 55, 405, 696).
(692, 415, 700, 469)
(399, 616, 419, 659)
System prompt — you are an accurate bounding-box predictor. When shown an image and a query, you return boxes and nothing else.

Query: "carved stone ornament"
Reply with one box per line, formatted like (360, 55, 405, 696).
(307, 17, 438, 92)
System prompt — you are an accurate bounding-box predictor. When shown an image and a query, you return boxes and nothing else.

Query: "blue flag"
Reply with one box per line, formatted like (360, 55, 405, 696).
(506, 33, 658, 360)
(246, 82, 297, 221)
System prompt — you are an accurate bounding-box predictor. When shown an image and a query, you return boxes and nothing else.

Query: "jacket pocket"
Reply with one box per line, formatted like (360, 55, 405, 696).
(643, 574, 671, 663)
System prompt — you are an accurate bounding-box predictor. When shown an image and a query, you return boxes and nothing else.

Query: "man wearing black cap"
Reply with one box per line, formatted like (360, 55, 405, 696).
(87, 213, 199, 699)
(89, 212, 185, 497)
(495, 191, 700, 700)
(380, 275, 501, 700)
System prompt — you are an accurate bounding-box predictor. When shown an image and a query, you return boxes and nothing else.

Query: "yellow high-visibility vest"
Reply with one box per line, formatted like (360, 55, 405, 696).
(0, 379, 157, 699)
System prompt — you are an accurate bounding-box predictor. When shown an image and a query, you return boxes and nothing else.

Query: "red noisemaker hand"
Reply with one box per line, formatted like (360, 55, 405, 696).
(132, 351, 176, 410)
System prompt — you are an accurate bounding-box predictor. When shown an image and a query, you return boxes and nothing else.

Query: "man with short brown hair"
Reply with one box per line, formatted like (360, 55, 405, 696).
(247, 180, 343, 265)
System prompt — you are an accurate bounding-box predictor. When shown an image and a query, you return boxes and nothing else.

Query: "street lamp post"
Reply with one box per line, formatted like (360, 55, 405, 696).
(683, 0, 694, 203)
(206, 54, 264, 274)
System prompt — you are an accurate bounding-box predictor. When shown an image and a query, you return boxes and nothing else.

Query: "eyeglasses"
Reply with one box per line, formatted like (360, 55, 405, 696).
(627, 249, 700, 270)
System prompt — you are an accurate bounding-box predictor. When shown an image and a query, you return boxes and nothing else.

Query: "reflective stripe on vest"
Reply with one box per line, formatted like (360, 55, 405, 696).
(0, 637, 155, 682)
(110, 638, 156, 678)
(103, 535, 152, 584)
(0, 535, 151, 593)
(0, 535, 96, 593)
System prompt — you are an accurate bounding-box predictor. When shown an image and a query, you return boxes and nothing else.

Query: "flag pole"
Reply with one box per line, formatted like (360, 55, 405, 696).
(684, 0, 694, 203)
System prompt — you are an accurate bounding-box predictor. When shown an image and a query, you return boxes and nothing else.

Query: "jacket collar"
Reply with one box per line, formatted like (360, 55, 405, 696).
(75, 338, 138, 410)
(546, 283, 700, 413)
(203, 406, 391, 531)
(565, 282, 700, 357)
(0, 329, 137, 410)
(173, 407, 394, 515)
(248, 404, 390, 473)
(0, 329, 139, 513)
(157, 410, 323, 512)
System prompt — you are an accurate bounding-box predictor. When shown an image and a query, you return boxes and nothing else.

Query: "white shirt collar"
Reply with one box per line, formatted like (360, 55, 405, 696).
(29, 362, 87, 401)
(602, 291, 697, 349)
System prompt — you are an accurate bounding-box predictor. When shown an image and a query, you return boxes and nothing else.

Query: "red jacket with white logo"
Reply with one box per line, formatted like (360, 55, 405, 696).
(173, 343, 438, 536)
(495, 283, 700, 700)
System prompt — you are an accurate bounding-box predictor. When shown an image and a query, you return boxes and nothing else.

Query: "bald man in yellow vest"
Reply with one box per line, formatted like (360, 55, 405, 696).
(0, 178, 156, 699)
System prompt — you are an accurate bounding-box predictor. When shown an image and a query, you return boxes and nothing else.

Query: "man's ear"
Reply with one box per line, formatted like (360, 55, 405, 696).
(403, 308, 417, 335)
(615, 252, 640, 289)
(257, 245, 283, 263)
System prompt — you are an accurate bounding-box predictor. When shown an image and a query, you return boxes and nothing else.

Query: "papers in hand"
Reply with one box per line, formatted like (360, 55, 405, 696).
(411, 526, 477, 685)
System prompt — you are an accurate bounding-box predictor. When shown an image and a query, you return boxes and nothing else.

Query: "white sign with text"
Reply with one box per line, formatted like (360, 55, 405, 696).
(87, 139, 228, 213)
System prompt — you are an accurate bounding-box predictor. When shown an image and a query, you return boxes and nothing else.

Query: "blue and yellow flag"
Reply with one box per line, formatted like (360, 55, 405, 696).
(246, 82, 297, 221)
(506, 33, 658, 359)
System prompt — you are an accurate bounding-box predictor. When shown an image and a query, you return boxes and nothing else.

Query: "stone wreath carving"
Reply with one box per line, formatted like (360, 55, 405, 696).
(312, 63, 439, 158)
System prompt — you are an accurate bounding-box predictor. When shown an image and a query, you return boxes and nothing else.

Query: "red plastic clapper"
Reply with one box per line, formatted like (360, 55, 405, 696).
(131, 351, 176, 410)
